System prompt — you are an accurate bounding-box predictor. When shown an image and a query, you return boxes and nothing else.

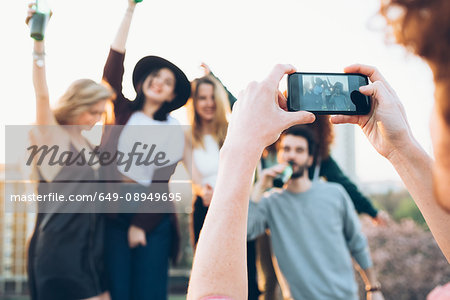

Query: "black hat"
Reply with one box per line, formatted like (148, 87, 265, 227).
(132, 56, 191, 111)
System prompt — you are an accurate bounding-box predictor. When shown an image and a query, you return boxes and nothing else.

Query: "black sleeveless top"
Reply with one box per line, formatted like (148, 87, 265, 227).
(28, 143, 106, 300)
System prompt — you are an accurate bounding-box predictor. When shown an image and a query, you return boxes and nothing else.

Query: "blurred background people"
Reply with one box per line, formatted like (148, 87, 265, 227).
(248, 125, 384, 300)
(256, 114, 386, 300)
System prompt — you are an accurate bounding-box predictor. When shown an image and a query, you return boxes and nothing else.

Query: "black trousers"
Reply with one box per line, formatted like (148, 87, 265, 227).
(191, 196, 260, 300)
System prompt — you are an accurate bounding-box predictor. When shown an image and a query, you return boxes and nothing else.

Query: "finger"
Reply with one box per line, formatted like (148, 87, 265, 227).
(28, 2, 36, 8)
(330, 115, 360, 124)
(359, 81, 390, 103)
(277, 90, 288, 111)
(26, 9, 36, 24)
(344, 64, 386, 84)
(266, 170, 278, 178)
(284, 110, 316, 128)
(141, 237, 147, 247)
(265, 64, 296, 87)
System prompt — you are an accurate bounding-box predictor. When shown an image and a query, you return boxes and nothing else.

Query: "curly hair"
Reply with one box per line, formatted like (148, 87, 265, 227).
(380, 0, 450, 78)
(380, 0, 450, 125)
(275, 116, 334, 162)
(307, 116, 335, 161)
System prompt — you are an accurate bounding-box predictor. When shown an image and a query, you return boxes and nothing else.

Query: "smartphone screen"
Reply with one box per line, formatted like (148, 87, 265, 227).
(288, 72, 371, 115)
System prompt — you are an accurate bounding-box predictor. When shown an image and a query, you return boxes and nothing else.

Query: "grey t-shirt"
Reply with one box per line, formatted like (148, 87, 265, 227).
(248, 181, 372, 300)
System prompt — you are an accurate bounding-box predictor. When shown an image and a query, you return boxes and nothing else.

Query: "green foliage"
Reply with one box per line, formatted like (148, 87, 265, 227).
(393, 197, 427, 229)
(370, 190, 428, 230)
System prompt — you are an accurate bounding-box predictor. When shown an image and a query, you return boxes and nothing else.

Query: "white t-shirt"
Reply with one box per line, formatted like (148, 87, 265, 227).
(193, 134, 220, 188)
(117, 111, 184, 186)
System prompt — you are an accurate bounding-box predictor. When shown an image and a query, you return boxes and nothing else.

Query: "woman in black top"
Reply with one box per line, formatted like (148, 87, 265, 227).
(26, 5, 114, 300)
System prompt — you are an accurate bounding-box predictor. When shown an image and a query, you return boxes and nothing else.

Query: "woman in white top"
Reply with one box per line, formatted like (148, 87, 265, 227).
(187, 75, 230, 246)
(100, 1, 191, 300)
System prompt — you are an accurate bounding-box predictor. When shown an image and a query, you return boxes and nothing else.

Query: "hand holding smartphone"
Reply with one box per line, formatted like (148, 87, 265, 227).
(287, 72, 371, 115)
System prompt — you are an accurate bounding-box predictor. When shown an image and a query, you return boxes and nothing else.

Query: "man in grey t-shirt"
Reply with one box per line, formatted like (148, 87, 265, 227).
(248, 125, 384, 300)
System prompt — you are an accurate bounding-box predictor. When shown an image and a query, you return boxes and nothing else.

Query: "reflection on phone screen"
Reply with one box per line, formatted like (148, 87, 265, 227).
(289, 73, 369, 114)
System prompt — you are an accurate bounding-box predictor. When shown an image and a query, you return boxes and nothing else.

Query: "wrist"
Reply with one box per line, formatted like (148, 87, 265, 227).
(365, 283, 381, 293)
(32, 50, 46, 68)
(221, 138, 263, 161)
(127, 5, 136, 13)
(386, 135, 423, 164)
(33, 40, 45, 52)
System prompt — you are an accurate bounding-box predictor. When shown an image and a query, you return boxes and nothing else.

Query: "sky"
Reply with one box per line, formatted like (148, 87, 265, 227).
(1, 0, 436, 183)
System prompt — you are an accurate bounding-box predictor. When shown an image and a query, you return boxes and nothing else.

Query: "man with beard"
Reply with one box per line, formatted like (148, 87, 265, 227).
(247, 125, 383, 300)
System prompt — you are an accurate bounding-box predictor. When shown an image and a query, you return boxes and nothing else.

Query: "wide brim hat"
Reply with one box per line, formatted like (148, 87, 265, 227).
(132, 56, 191, 111)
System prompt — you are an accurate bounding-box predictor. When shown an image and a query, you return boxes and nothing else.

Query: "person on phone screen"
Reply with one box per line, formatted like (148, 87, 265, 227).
(330, 82, 351, 111)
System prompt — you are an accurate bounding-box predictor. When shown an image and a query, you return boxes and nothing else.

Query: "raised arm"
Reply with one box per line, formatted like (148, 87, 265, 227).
(201, 62, 238, 109)
(102, 0, 140, 117)
(187, 65, 315, 300)
(26, 6, 54, 125)
(331, 64, 450, 262)
(112, 0, 137, 53)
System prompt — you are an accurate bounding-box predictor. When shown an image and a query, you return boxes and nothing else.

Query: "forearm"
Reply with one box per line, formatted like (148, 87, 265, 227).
(187, 140, 262, 300)
(111, 4, 136, 53)
(250, 178, 270, 203)
(389, 138, 450, 261)
(358, 267, 380, 290)
(32, 40, 51, 124)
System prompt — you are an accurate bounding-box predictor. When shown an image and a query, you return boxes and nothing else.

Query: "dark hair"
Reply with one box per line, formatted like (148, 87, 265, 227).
(281, 125, 316, 155)
(130, 69, 175, 122)
(307, 116, 334, 160)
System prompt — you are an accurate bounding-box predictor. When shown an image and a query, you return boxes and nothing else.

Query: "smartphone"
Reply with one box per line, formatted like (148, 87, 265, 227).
(287, 72, 371, 115)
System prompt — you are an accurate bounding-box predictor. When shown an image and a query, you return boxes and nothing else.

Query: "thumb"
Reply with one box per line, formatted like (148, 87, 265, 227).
(285, 111, 316, 128)
(359, 84, 374, 97)
(141, 235, 147, 247)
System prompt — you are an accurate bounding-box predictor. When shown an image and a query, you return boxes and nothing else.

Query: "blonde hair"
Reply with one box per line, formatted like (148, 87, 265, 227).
(187, 75, 230, 149)
(53, 79, 114, 125)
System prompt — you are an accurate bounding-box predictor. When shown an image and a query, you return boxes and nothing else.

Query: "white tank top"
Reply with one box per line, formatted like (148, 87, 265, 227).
(193, 134, 220, 188)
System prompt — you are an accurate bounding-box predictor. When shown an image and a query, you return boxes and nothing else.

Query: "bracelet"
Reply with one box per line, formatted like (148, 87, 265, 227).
(32, 51, 46, 68)
(365, 284, 382, 293)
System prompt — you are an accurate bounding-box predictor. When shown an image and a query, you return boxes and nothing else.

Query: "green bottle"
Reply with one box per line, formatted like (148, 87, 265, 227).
(273, 164, 293, 188)
(134, 0, 143, 2)
(30, 0, 51, 41)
